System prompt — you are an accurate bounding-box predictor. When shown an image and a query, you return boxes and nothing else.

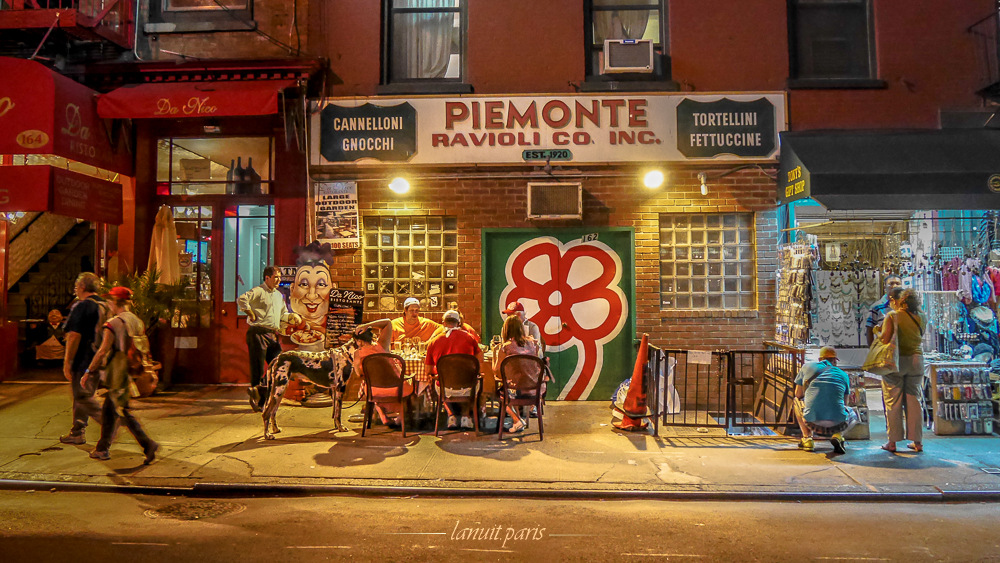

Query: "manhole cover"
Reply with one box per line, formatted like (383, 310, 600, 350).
(144, 500, 247, 520)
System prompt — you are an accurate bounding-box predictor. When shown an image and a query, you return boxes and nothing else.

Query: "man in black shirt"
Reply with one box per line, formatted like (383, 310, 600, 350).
(60, 273, 105, 444)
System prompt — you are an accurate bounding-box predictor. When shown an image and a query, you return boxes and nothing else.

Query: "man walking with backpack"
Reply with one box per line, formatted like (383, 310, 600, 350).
(60, 273, 107, 445)
(82, 286, 159, 463)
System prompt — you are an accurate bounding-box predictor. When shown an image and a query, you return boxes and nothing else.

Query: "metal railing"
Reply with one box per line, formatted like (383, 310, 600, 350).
(968, 8, 1000, 96)
(0, 0, 134, 49)
(644, 343, 805, 437)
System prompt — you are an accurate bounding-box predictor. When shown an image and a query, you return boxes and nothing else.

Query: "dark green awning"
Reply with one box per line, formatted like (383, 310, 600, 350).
(778, 129, 1000, 209)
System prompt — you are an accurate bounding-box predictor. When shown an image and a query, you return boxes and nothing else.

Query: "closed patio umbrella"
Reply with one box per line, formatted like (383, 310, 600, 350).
(147, 205, 180, 285)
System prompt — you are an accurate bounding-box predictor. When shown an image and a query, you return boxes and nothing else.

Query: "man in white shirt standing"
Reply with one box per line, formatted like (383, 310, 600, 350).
(238, 266, 298, 412)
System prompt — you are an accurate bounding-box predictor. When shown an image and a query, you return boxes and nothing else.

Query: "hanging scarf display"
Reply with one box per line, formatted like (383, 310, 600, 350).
(970, 274, 993, 305)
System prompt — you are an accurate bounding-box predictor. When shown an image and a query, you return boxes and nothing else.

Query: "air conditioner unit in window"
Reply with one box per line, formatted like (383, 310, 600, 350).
(527, 182, 582, 220)
(603, 39, 654, 73)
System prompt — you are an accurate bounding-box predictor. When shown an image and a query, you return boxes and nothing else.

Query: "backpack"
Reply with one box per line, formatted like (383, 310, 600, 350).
(117, 313, 152, 376)
(89, 296, 112, 367)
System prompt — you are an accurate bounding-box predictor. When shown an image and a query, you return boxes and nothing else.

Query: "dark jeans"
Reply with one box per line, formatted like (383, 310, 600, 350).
(70, 369, 102, 434)
(246, 326, 281, 387)
(96, 396, 153, 453)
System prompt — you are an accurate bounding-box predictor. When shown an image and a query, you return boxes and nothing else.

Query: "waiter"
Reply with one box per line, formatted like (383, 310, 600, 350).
(238, 266, 300, 412)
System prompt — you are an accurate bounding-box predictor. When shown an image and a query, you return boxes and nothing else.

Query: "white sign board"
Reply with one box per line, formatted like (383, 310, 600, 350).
(311, 92, 786, 166)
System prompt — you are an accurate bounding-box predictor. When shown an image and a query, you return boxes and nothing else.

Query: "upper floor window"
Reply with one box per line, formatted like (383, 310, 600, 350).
(384, 0, 465, 84)
(147, 0, 255, 34)
(585, 0, 669, 84)
(789, 0, 875, 81)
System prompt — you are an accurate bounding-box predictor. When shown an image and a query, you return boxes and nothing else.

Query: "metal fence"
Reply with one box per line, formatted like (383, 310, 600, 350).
(644, 343, 804, 437)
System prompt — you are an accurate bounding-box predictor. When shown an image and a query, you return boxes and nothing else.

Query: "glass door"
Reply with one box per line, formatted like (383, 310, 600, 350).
(219, 204, 275, 383)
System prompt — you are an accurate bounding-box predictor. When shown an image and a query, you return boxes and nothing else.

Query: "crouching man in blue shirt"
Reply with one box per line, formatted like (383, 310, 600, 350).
(794, 346, 859, 455)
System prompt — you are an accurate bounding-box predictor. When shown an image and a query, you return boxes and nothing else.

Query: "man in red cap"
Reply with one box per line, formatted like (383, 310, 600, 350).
(502, 301, 544, 357)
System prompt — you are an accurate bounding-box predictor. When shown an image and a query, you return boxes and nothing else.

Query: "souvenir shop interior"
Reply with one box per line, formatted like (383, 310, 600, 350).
(775, 208, 1000, 437)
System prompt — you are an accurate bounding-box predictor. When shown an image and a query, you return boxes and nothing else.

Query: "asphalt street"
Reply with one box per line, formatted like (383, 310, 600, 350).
(1, 491, 999, 562)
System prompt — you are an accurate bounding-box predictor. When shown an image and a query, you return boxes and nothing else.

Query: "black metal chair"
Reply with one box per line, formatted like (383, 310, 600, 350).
(360, 352, 415, 437)
(497, 354, 548, 440)
(433, 353, 482, 436)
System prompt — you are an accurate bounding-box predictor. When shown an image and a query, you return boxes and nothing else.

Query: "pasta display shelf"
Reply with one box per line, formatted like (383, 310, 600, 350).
(927, 362, 995, 436)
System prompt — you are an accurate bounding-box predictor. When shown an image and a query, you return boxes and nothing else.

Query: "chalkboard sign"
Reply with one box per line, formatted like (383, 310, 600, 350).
(325, 288, 364, 349)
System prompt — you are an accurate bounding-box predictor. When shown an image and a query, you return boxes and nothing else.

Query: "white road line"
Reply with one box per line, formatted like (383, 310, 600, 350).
(814, 558, 890, 561)
(285, 546, 351, 549)
(548, 534, 592, 537)
(384, 532, 448, 535)
(460, 548, 515, 553)
(621, 554, 704, 558)
(111, 542, 170, 546)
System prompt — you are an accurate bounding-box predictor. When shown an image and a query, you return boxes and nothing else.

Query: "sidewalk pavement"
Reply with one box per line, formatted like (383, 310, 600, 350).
(2, 381, 999, 500)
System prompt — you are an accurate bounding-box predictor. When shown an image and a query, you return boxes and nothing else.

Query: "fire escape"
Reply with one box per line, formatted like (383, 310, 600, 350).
(0, 1, 134, 65)
(969, 5, 1000, 105)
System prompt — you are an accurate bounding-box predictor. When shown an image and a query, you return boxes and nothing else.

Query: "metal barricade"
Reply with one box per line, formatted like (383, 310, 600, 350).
(645, 343, 804, 437)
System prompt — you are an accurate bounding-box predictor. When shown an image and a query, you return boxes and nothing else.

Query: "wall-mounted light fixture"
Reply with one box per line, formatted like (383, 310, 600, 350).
(696, 164, 777, 197)
(388, 177, 410, 194)
(643, 169, 665, 189)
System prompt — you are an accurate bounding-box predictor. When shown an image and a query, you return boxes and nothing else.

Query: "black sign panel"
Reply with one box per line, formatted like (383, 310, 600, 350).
(320, 102, 417, 163)
(778, 144, 810, 205)
(325, 288, 364, 349)
(676, 97, 776, 159)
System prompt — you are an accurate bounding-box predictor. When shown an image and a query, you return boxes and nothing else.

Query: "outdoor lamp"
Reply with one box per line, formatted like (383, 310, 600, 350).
(643, 170, 665, 189)
(698, 172, 708, 196)
(388, 177, 410, 194)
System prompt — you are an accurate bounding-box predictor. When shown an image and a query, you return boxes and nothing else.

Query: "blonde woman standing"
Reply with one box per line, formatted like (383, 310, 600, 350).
(878, 287, 927, 453)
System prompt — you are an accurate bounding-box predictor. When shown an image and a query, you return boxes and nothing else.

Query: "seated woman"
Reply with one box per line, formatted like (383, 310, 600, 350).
(353, 318, 406, 427)
(491, 315, 545, 433)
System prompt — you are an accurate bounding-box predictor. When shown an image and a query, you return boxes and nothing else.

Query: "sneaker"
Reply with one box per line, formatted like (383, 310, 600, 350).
(143, 442, 160, 465)
(447, 415, 459, 430)
(798, 437, 814, 451)
(89, 449, 110, 460)
(460, 416, 473, 429)
(60, 433, 86, 445)
(831, 434, 847, 455)
(529, 406, 538, 418)
(247, 387, 261, 413)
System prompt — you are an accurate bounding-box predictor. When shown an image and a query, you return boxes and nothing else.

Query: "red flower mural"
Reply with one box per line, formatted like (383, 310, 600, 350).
(500, 237, 627, 400)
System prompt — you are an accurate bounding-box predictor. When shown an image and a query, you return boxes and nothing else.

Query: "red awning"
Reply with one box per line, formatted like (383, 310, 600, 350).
(0, 57, 132, 175)
(0, 166, 123, 225)
(97, 80, 298, 119)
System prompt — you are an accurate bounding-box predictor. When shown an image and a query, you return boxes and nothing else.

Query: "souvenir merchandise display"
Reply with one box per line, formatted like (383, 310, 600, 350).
(928, 364, 994, 435)
(811, 269, 881, 347)
(842, 368, 870, 440)
(775, 244, 813, 347)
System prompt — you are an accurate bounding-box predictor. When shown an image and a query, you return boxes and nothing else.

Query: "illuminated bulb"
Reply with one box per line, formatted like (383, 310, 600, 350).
(643, 170, 665, 189)
(388, 177, 410, 194)
(700, 181, 708, 196)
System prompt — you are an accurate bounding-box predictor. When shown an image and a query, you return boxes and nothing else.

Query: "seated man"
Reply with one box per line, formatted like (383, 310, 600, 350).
(425, 310, 482, 430)
(793, 346, 858, 454)
(353, 318, 404, 427)
(391, 297, 443, 344)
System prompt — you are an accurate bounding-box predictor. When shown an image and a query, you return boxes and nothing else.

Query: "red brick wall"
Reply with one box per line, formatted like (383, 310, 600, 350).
(320, 167, 777, 351)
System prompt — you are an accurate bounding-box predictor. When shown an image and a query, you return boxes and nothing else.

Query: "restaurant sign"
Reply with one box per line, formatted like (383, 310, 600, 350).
(311, 92, 786, 166)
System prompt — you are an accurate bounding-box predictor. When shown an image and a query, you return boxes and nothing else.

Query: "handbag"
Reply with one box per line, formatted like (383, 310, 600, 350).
(863, 319, 899, 376)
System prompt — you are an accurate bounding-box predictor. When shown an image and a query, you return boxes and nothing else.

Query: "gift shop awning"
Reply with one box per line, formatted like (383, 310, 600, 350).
(0, 166, 122, 224)
(0, 57, 132, 175)
(97, 80, 298, 119)
(778, 129, 1000, 210)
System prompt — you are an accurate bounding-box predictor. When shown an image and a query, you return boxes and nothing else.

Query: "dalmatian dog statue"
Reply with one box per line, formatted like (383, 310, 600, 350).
(260, 338, 360, 440)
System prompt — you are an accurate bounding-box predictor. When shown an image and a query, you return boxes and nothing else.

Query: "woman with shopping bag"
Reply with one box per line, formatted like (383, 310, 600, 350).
(873, 287, 926, 453)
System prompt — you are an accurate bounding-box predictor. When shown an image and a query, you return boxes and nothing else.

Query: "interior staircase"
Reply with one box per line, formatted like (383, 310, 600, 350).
(7, 217, 95, 320)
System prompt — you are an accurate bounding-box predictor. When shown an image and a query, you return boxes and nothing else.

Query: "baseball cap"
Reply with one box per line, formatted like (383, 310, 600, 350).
(503, 301, 524, 314)
(403, 297, 420, 309)
(105, 286, 133, 301)
(818, 346, 837, 360)
(443, 310, 461, 323)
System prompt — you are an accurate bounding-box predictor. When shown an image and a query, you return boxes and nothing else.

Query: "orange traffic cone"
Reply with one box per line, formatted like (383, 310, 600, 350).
(613, 333, 649, 431)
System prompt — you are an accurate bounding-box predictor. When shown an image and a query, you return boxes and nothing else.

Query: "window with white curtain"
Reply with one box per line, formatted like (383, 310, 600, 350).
(385, 0, 464, 83)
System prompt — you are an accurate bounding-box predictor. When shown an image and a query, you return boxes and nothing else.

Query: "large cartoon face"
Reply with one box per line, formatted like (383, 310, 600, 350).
(290, 263, 332, 327)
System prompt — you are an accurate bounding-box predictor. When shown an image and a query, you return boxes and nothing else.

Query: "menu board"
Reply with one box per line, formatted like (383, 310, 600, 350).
(325, 288, 364, 349)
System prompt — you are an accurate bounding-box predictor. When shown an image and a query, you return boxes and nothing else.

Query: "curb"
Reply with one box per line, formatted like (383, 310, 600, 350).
(3, 479, 1000, 502)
